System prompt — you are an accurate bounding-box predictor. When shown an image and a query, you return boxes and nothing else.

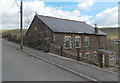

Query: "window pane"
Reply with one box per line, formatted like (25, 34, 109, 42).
(66, 40, 70, 48)
(75, 38, 80, 47)
(76, 41, 79, 47)
(65, 37, 71, 48)
(84, 37, 89, 47)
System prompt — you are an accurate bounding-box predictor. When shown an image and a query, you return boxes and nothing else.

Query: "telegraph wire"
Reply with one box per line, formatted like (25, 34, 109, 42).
(15, 0, 20, 7)
(3, 1, 16, 17)
(3, 0, 20, 17)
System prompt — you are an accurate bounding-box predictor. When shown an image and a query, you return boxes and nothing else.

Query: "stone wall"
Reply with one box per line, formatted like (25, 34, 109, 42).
(50, 32, 107, 64)
(24, 16, 53, 51)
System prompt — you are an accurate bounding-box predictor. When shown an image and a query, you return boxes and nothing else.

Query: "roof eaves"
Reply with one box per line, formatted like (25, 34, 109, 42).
(54, 31, 107, 36)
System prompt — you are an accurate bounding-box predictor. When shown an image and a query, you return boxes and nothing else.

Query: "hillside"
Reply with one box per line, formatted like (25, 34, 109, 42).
(0, 29, 27, 36)
(1, 28, 118, 39)
(99, 28, 118, 39)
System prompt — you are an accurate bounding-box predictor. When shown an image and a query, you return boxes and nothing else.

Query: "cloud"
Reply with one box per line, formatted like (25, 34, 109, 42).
(90, 5, 118, 27)
(23, 0, 91, 28)
(77, 0, 94, 10)
(38, 0, 119, 2)
(1, 0, 118, 29)
(1, 0, 20, 29)
(1, 0, 91, 29)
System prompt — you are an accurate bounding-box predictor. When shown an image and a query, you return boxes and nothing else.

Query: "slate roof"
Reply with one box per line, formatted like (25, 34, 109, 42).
(37, 15, 106, 36)
(97, 49, 114, 55)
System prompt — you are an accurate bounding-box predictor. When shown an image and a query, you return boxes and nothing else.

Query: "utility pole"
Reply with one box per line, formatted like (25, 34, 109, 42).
(20, 0, 23, 49)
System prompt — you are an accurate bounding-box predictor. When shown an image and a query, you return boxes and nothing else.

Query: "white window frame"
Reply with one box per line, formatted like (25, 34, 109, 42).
(84, 37, 89, 47)
(75, 36, 81, 48)
(64, 36, 72, 49)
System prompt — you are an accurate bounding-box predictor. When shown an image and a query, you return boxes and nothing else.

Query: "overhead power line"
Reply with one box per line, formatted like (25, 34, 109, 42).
(4, 1, 16, 15)
(15, 0, 20, 7)
(3, 0, 20, 18)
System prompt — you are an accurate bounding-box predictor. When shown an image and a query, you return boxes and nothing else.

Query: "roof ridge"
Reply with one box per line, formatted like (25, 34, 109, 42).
(36, 14, 85, 23)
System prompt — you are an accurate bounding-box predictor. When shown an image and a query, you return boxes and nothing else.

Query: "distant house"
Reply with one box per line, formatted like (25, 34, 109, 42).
(24, 14, 115, 67)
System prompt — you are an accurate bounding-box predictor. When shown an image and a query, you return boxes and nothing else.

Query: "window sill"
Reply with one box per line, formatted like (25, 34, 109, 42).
(64, 47, 72, 50)
(75, 47, 81, 49)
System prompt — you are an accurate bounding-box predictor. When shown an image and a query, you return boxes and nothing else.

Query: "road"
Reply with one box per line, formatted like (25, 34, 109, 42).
(2, 39, 118, 82)
(2, 39, 86, 81)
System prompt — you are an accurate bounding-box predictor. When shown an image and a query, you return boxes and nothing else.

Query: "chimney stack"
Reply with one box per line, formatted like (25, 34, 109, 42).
(94, 24, 98, 33)
(35, 12, 38, 15)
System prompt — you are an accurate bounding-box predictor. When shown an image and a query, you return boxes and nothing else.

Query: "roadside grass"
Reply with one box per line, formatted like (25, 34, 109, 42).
(0, 29, 27, 36)
(1, 29, 27, 42)
(0, 29, 11, 33)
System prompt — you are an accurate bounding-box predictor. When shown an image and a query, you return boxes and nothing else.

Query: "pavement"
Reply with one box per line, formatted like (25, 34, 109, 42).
(2, 39, 118, 81)
(2, 39, 86, 81)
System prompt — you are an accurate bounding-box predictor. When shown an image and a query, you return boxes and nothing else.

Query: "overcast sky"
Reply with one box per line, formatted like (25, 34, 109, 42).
(0, 0, 119, 29)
